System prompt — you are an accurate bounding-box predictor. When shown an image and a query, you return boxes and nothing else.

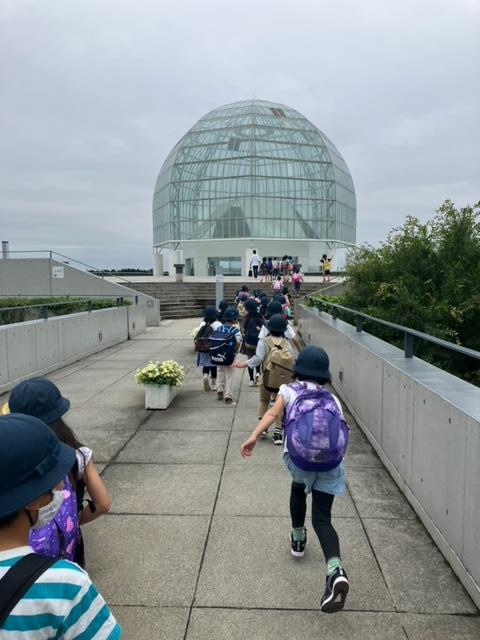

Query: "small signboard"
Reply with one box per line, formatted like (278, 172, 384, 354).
(52, 266, 64, 279)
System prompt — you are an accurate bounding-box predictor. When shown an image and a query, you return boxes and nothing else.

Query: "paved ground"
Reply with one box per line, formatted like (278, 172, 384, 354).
(2, 318, 479, 639)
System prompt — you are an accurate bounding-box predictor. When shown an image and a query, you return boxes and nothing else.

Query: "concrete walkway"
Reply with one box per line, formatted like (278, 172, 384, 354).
(3, 319, 479, 639)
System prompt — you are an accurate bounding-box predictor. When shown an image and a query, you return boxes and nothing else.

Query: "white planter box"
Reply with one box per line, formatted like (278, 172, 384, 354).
(144, 384, 179, 410)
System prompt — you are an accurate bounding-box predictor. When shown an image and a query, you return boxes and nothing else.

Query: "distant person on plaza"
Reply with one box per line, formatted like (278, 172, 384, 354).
(266, 257, 273, 280)
(195, 305, 222, 392)
(321, 254, 333, 282)
(272, 257, 279, 278)
(249, 250, 262, 279)
(7, 378, 111, 567)
(291, 268, 304, 296)
(240, 346, 350, 613)
(259, 258, 268, 282)
(0, 413, 121, 638)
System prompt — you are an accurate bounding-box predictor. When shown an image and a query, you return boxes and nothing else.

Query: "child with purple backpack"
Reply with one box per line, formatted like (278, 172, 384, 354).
(7, 378, 111, 567)
(240, 346, 350, 613)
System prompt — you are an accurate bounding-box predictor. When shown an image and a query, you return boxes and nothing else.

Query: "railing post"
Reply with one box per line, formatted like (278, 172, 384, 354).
(404, 332, 414, 358)
(87, 300, 92, 313)
(135, 295, 138, 305)
(332, 307, 338, 320)
(116, 297, 121, 308)
(42, 305, 48, 320)
(355, 315, 363, 332)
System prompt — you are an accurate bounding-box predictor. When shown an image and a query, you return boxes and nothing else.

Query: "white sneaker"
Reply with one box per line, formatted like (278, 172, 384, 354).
(249, 380, 255, 387)
(211, 381, 217, 391)
(203, 375, 211, 392)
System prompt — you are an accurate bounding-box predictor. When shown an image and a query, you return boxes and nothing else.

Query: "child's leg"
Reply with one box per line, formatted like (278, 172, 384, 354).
(224, 365, 235, 401)
(202, 366, 211, 391)
(210, 366, 217, 380)
(258, 383, 271, 420)
(290, 482, 307, 528)
(311, 490, 340, 562)
(247, 366, 254, 382)
(216, 366, 226, 397)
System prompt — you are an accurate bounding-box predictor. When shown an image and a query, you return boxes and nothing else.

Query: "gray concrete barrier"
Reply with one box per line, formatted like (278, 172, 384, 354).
(298, 304, 480, 608)
(0, 305, 147, 394)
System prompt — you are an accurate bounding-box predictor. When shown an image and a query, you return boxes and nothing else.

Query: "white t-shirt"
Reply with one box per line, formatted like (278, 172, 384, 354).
(250, 254, 262, 267)
(259, 324, 296, 341)
(197, 319, 222, 332)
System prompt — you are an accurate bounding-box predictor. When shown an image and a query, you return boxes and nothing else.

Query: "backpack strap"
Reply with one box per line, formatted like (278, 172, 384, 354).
(0, 554, 56, 627)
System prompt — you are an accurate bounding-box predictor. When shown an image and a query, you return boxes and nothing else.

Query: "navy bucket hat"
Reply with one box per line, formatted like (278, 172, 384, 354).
(9, 378, 70, 425)
(266, 301, 282, 318)
(244, 298, 259, 314)
(203, 305, 217, 321)
(293, 346, 331, 381)
(0, 413, 75, 517)
(267, 314, 287, 334)
(223, 307, 239, 321)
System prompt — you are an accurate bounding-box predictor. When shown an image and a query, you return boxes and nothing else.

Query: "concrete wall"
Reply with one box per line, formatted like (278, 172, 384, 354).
(297, 304, 480, 608)
(0, 305, 147, 394)
(0, 258, 160, 325)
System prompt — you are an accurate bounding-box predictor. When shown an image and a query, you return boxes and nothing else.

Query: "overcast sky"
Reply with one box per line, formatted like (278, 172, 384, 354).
(1, 0, 479, 268)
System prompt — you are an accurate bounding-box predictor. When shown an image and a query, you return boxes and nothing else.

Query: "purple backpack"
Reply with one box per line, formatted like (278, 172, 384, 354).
(284, 382, 349, 471)
(29, 473, 82, 564)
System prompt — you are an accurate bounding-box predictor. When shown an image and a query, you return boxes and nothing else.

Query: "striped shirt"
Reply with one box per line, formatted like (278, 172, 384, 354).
(0, 546, 121, 639)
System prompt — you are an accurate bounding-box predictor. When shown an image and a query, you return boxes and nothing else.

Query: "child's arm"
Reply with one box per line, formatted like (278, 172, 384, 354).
(79, 461, 111, 524)
(240, 394, 285, 457)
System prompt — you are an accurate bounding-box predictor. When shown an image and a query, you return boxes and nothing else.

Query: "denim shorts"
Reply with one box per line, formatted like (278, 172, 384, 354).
(283, 452, 345, 496)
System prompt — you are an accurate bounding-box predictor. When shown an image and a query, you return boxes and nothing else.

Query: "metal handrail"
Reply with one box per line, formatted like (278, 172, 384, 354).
(0, 297, 135, 323)
(308, 298, 480, 361)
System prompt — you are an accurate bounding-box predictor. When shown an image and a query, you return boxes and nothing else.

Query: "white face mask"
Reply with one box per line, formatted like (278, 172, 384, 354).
(30, 490, 64, 530)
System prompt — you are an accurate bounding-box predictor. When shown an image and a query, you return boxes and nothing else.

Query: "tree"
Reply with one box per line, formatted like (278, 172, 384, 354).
(340, 200, 480, 385)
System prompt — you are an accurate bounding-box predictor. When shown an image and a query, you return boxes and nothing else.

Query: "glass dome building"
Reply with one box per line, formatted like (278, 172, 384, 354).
(153, 99, 356, 275)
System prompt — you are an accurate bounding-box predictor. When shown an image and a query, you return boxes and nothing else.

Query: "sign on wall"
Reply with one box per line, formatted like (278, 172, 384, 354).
(52, 266, 64, 279)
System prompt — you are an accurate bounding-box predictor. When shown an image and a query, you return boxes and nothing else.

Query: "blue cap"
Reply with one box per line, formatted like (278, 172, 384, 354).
(8, 378, 70, 425)
(0, 413, 76, 517)
(293, 346, 331, 380)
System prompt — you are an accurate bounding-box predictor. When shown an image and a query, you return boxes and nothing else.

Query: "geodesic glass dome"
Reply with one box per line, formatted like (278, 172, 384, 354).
(153, 99, 356, 246)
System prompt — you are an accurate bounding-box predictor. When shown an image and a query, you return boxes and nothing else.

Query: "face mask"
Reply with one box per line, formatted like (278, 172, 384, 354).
(30, 490, 64, 530)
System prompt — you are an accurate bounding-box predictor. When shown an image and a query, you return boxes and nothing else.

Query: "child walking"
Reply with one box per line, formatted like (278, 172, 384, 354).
(7, 378, 111, 567)
(195, 305, 222, 391)
(240, 298, 264, 386)
(214, 307, 241, 404)
(240, 346, 350, 613)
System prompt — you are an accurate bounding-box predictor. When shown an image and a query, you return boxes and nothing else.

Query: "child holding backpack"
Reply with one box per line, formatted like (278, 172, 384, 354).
(291, 269, 304, 296)
(233, 314, 294, 443)
(7, 378, 111, 567)
(240, 346, 350, 613)
(195, 305, 222, 391)
(210, 307, 241, 404)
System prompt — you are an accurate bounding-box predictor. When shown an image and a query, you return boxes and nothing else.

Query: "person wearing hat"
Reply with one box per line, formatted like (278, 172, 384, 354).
(195, 305, 222, 391)
(259, 302, 302, 352)
(216, 307, 241, 404)
(240, 346, 349, 613)
(7, 378, 111, 566)
(0, 413, 120, 637)
(233, 314, 295, 442)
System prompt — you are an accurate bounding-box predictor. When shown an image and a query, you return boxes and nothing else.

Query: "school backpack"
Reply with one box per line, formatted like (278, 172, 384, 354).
(272, 280, 283, 292)
(194, 322, 214, 352)
(262, 336, 294, 391)
(29, 473, 83, 565)
(284, 383, 349, 471)
(209, 326, 238, 366)
(292, 272, 301, 283)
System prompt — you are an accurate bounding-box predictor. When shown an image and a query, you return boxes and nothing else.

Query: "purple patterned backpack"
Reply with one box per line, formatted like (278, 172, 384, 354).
(284, 382, 349, 471)
(29, 473, 82, 564)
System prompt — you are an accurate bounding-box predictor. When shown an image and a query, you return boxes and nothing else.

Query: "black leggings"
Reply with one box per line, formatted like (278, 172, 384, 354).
(202, 366, 217, 379)
(290, 482, 340, 561)
(247, 365, 261, 381)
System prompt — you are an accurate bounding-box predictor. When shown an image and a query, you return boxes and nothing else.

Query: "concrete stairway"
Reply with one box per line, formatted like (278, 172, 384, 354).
(126, 281, 339, 319)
